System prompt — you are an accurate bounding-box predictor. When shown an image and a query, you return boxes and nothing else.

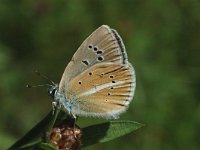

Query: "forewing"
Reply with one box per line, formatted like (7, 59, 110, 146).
(59, 25, 128, 88)
(64, 62, 136, 119)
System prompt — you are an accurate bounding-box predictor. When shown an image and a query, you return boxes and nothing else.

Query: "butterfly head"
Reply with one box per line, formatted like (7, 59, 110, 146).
(48, 84, 59, 99)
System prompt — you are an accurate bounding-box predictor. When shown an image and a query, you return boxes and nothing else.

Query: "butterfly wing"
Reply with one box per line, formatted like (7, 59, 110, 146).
(63, 62, 136, 119)
(58, 25, 136, 118)
(59, 25, 128, 88)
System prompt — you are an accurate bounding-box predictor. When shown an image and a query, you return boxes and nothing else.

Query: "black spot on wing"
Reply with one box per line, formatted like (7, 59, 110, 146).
(97, 56, 104, 61)
(82, 60, 89, 66)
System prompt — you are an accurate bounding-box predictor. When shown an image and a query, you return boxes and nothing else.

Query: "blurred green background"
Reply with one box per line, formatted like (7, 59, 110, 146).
(0, 0, 200, 149)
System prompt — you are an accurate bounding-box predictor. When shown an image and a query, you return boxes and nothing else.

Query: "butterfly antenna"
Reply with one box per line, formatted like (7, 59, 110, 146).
(35, 70, 56, 85)
(26, 84, 53, 88)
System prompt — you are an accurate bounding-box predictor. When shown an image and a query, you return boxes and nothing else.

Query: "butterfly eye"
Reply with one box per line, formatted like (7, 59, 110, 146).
(48, 86, 57, 98)
(112, 81, 116, 83)
(110, 87, 114, 89)
(108, 93, 111, 96)
(78, 81, 82, 85)
(89, 72, 92, 75)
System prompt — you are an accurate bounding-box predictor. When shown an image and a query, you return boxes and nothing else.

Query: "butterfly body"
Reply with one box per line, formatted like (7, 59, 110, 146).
(49, 25, 136, 119)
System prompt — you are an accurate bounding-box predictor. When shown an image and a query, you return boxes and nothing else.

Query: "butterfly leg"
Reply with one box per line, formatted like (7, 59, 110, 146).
(52, 101, 62, 115)
(68, 112, 78, 138)
(52, 102, 57, 115)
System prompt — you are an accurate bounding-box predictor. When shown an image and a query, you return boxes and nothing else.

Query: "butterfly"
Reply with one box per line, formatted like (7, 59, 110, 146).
(48, 25, 136, 119)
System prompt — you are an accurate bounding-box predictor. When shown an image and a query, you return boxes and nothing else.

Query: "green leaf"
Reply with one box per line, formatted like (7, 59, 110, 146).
(13, 141, 40, 150)
(8, 107, 60, 150)
(82, 120, 144, 147)
(12, 142, 57, 150)
(39, 143, 58, 150)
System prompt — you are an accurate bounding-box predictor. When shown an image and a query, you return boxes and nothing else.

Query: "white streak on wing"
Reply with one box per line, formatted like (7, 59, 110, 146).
(78, 81, 125, 97)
